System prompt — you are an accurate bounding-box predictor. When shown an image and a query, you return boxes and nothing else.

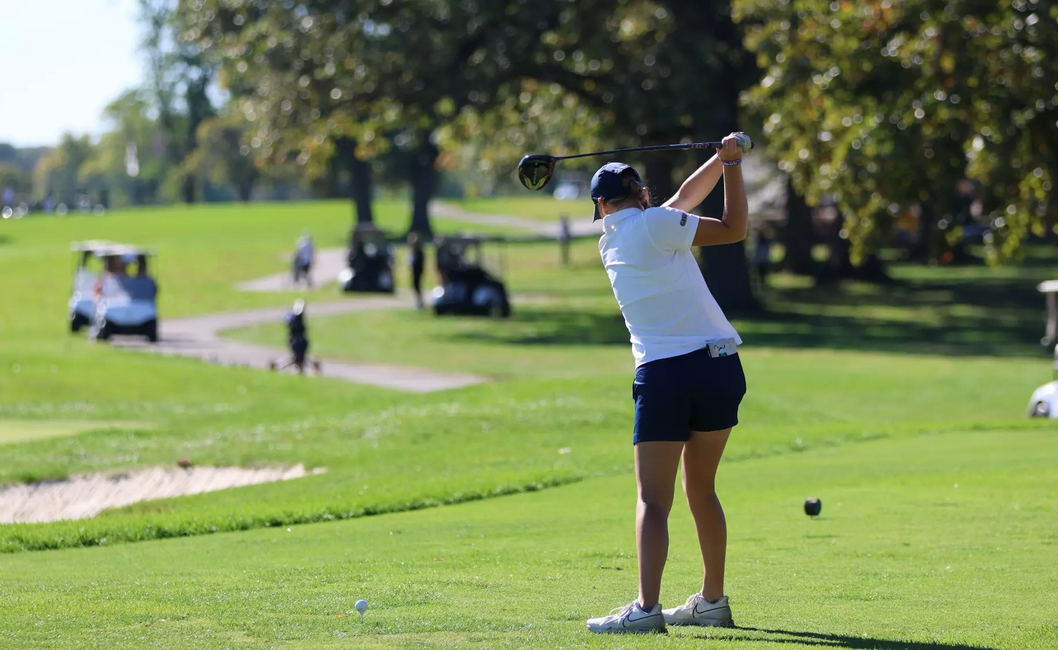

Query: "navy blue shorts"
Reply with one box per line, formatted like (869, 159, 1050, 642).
(632, 347, 746, 444)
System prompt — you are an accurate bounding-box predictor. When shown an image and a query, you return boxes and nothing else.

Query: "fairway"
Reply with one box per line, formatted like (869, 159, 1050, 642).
(0, 420, 153, 446)
(1, 429, 1055, 648)
(1, 200, 1056, 648)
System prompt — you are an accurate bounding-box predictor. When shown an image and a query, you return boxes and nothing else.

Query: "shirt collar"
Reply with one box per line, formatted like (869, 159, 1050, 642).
(602, 207, 642, 226)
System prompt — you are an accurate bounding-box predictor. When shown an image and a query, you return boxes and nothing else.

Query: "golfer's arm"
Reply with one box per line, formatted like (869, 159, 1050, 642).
(691, 165, 748, 246)
(662, 155, 724, 212)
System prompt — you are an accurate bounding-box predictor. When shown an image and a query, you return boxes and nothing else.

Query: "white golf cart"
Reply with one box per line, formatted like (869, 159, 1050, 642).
(1028, 280, 1058, 417)
(69, 241, 159, 343)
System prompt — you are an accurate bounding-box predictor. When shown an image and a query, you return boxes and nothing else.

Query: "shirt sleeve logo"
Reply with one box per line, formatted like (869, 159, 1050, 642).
(680, 214, 687, 226)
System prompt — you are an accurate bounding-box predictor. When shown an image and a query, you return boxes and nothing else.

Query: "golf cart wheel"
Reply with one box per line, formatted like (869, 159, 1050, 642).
(378, 270, 394, 292)
(1032, 401, 1049, 418)
(95, 322, 113, 341)
(70, 314, 87, 333)
(144, 319, 158, 343)
(488, 297, 505, 319)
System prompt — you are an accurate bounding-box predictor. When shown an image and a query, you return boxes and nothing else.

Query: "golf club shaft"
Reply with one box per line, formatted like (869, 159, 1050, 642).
(554, 142, 722, 161)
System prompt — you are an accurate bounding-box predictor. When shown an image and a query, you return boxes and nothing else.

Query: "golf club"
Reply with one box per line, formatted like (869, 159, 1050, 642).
(517, 135, 754, 191)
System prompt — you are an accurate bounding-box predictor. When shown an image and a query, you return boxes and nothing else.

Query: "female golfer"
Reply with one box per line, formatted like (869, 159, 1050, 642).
(586, 133, 749, 634)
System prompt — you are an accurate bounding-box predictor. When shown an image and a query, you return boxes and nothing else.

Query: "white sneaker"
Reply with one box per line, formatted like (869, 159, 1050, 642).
(662, 594, 734, 627)
(586, 601, 667, 634)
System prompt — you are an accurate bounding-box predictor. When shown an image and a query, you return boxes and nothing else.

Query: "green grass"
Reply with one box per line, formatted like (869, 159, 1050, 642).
(6, 345, 1046, 553)
(1, 428, 1055, 648)
(1, 197, 1057, 646)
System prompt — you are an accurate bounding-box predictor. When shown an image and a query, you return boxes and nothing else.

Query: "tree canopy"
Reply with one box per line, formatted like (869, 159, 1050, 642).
(735, 0, 1058, 263)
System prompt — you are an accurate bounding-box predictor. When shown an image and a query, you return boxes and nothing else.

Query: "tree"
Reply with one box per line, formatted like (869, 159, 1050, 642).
(80, 90, 166, 206)
(523, 0, 761, 312)
(783, 177, 816, 274)
(182, 0, 574, 233)
(960, 2, 1058, 261)
(435, 78, 615, 197)
(180, 113, 261, 201)
(0, 163, 30, 199)
(33, 134, 93, 204)
(140, 0, 216, 204)
(734, 0, 1058, 265)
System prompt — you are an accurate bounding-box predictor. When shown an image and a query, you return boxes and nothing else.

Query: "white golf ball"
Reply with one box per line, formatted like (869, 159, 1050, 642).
(355, 599, 368, 613)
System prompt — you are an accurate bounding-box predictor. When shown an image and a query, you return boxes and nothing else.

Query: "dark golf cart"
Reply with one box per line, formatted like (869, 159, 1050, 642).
(431, 235, 512, 318)
(338, 225, 395, 293)
(69, 241, 159, 342)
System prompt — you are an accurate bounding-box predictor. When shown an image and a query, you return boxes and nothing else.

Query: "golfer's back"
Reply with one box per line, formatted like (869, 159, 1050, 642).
(598, 206, 741, 367)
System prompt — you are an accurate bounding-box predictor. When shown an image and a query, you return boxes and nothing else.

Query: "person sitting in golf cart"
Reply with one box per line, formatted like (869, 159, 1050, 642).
(93, 254, 130, 298)
(135, 254, 158, 300)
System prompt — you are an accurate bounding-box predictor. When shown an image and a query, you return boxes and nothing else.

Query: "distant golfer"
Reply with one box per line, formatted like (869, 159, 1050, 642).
(407, 232, 426, 309)
(585, 133, 749, 634)
(293, 231, 315, 288)
(273, 299, 319, 375)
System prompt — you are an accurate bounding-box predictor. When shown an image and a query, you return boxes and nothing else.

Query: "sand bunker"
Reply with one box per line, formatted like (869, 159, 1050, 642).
(0, 464, 324, 524)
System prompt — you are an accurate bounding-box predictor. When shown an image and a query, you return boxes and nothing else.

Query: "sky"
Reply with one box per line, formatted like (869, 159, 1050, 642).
(0, 0, 143, 148)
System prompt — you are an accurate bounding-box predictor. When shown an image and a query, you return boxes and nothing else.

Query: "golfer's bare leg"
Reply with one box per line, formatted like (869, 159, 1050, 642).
(682, 428, 731, 602)
(634, 441, 684, 609)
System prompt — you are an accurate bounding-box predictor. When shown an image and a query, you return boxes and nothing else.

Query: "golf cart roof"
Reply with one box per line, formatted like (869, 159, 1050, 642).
(72, 241, 155, 257)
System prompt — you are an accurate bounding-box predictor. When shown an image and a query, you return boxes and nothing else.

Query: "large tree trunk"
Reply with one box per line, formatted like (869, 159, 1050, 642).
(783, 176, 814, 274)
(917, 197, 936, 263)
(825, 213, 852, 277)
(320, 154, 342, 198)
(335, 137, 374, 224)
(180, 77, 211, 205)
(696, 159, 760, 314)
(692, 63, 761, 315)
(237, 178, 254, 202)
(408, 136, 438, 236)
(643, 156, 676, 207)
(180, 174, 195, 204)
(818, 212, 892, 284)
(699, 244, 760, 315)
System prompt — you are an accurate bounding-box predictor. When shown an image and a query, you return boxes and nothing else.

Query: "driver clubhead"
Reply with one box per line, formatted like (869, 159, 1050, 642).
(517, 155, 557, 191)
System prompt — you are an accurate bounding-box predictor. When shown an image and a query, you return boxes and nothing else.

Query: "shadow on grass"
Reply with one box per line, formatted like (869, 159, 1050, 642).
(738, 307, 1041, 358)
(447, 307, 631, 346)
(707, 626, 994, 650)
(451, 254, 1056, 358)
(738, 264, 1051, 358)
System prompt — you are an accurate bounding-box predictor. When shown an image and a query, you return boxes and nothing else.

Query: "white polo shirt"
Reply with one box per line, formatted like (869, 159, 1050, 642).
(599, 206, 742, 367)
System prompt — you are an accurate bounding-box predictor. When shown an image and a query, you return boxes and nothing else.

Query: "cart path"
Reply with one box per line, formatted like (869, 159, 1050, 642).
(113, 295, 490, 393)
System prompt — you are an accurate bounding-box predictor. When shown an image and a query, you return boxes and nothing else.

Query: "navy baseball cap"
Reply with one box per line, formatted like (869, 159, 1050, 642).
(591, 162, 642, 221)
